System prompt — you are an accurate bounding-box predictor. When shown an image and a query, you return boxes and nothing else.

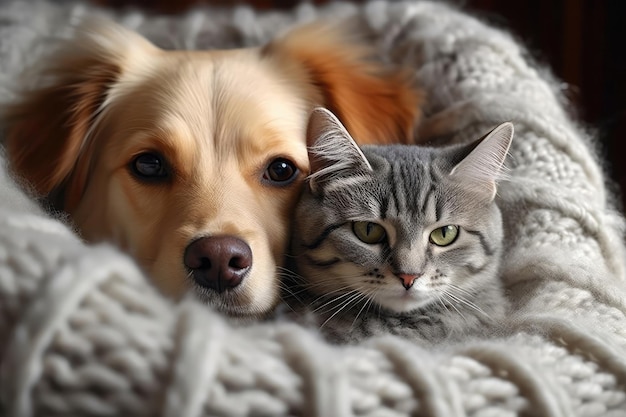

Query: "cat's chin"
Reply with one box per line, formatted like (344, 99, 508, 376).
(375, 293, 432, 314)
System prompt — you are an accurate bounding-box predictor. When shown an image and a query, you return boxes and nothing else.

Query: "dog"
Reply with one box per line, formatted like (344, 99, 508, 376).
(1, 18, 422, 316)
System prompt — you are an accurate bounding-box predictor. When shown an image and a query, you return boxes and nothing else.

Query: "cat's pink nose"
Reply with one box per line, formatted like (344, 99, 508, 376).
(397, 273, 419, 290)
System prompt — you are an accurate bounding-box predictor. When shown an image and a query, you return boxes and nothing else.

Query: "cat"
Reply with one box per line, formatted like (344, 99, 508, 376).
(286, 108, 513, 345)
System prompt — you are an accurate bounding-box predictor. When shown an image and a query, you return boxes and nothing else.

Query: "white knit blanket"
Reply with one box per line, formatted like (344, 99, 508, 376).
(2, 1, 626, 416)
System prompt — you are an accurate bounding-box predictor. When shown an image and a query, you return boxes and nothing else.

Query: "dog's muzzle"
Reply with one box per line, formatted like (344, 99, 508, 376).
(184, 235, 252, 293)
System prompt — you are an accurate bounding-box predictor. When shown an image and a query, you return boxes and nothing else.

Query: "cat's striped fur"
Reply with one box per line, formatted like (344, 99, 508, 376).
(288, 109, 513, 344)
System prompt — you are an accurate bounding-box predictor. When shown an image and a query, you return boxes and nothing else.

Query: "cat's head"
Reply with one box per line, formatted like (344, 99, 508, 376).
(291, 108, 513, 314)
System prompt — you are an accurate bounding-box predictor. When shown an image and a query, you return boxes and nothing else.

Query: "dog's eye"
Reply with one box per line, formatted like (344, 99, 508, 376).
(264, 158, 298, 185)
(131, 153, 168, 180)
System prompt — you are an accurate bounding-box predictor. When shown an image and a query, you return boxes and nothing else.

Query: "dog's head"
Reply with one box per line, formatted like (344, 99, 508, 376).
(2, 19, 421, 316)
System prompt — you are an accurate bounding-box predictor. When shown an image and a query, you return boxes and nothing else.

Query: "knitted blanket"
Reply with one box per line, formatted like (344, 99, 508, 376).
(2, 1, 626, 416)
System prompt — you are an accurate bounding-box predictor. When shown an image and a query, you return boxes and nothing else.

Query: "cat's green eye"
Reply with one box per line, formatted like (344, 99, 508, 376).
(353, 221, 387, 244)
(429, 225, 459, 246)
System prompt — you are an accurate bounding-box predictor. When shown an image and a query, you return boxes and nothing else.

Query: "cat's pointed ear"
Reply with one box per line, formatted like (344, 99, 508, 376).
(306, 108, 372, 193)
(450, 122, 514, 200)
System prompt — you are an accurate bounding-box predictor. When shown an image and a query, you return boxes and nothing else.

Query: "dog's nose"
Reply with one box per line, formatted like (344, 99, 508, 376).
(184, 236, 252, 293)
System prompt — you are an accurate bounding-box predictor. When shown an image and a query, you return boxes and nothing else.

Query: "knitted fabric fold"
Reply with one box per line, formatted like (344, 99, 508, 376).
(1, 1, 626, 416)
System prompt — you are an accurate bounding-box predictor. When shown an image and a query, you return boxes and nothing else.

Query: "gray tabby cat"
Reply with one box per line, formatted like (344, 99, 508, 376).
(288, 108, 513, 345)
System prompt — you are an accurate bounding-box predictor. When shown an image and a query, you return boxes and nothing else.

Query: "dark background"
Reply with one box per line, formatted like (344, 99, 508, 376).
(95, 0, 626, 208)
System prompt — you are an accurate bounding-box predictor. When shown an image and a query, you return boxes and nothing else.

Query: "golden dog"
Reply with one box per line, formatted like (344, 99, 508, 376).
(2, 19, 421, 316)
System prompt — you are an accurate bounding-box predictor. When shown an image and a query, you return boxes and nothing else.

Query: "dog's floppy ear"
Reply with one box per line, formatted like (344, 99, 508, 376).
(1, 18, 157, 208)
(263, 21, 423, 145)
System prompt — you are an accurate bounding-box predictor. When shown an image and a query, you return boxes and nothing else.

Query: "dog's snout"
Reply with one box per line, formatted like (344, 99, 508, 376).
(184, 236, 252, 293)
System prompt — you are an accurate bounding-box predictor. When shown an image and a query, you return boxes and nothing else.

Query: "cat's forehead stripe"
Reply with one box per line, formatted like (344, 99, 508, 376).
(380, 187, 390, 220)
(382, 152, 444, 226)
(390, 161, 407, 218)
(429, 163, 445, 223)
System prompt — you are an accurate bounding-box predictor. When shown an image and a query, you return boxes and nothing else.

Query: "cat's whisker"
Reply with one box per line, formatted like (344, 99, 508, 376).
(277, 281, 303, 300)
(443, 290, 488, 321)
(280, 279, 331, 298)
(274, 268, 317, 304)
(277, 295, 299, 314)
(312, 289, 359, 314)
(440, 291, 469, 322)
(369, 286, 383, 316)
(277, 273, 341, 308)
(446, 286, 489, 317)
(350, 288, 377, 331)
(281, 286, 312, 298)
(320, 290, 366, 329)
(309, 290, 353, 307)
(276, 272, 300, 282)
(275, 267, 306, 283)
(290, 274, 372, 297)
(275, 267, 307, 286)
(313, 288, 361, 314)
(309, 283, 358, 301)
(300, 279, 352, 290)
(446, 284, 477, 299)
(276, 265, 297, 273)
(434, 292, 450, 313)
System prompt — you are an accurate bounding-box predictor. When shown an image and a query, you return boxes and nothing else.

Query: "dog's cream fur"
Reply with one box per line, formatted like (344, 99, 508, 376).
(2, 19, 421, 316)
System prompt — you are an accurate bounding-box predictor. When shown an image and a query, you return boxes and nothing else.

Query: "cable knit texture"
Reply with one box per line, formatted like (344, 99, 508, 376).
(1, 1, 626, 416)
